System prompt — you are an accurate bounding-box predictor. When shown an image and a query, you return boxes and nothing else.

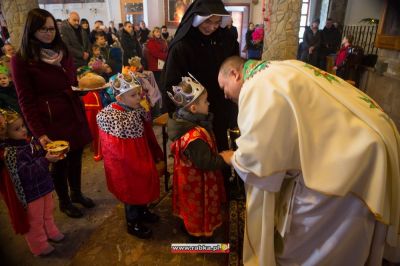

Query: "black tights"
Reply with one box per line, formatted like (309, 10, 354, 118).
(51, 148, 84, 205)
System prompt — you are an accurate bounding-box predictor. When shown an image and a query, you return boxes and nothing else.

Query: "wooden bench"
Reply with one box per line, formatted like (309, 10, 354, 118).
(153, 113, 170, 191)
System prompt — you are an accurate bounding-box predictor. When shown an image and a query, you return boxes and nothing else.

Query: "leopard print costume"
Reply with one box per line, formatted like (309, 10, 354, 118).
(4, 146, 27, 208)
(97, 104, 150, 139)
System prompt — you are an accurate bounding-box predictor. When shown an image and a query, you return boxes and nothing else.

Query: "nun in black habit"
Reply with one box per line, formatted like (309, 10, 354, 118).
(162, 0, 239, 152)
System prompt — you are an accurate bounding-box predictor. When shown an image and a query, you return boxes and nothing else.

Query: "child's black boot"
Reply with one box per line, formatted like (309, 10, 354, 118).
(127, 221, 152, 239)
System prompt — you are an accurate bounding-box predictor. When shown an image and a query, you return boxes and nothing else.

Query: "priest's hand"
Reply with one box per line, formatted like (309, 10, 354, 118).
(219, 150, 234, 166)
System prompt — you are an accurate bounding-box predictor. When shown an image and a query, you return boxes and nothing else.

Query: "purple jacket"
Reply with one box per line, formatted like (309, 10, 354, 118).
(11, 54, 91, 151)
(6, 139, 53, 203)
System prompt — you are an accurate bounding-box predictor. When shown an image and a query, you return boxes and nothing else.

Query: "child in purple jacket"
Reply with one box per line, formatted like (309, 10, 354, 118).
(2, 111, 64, 256)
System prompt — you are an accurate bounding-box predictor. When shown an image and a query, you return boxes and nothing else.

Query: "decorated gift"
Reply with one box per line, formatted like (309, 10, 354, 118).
(122, 56, 143, 74)
(76, 66, 107, 90)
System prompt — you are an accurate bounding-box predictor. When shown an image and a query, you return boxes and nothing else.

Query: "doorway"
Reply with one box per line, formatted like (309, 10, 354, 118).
(225, 4, 250, 58)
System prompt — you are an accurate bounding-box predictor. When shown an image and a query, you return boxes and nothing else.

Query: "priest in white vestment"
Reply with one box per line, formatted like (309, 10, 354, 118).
(217, 56, 400, 266)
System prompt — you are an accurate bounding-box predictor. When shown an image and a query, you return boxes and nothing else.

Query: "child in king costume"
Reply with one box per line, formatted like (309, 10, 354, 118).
(167, 75, 227, 242)
(96, 72, 163, 239)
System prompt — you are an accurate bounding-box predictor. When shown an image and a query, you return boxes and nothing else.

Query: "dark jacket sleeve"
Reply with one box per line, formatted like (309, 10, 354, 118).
(163, 43, 191, 114)
(61, 26, 84, 61)
(303, 28, 311, 49)
(121, 33, 142, 66)
(183, 139, 227, 170)
(313, 31, 322, 49)
(246, 31, 254, 49)
(11, 56, 46, 138)
(64, 54, 78, 87)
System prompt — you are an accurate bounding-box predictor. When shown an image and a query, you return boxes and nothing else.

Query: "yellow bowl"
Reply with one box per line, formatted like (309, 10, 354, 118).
(45, 140, 70, 156)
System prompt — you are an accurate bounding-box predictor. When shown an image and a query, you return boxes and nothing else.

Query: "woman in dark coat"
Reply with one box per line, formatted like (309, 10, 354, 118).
(80, 18, 91, 39)
(11, 8, 93, 218)
(162, 0, 239, 152)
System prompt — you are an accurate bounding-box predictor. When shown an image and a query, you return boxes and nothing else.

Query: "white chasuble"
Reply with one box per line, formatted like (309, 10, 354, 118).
(232, 60, 400, 265)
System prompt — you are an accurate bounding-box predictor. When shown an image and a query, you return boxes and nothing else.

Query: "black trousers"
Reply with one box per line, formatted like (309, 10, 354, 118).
(124, 204, 146, 223)
(51, 148, 84, 205)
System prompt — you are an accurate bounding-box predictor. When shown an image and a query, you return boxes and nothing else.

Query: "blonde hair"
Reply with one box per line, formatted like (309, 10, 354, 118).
(150, 27, 161, 38)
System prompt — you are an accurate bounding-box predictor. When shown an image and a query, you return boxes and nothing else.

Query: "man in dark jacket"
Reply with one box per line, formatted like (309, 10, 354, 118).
(226, 17, 238, 41)
(138, 21, 150, 46)
(320, 18, 341, 70)
(60, 11, 90, 68)
(120, 21, 143, 66)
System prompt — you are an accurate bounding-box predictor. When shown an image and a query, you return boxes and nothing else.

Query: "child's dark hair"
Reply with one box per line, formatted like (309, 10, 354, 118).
(18, 8, 68, 61)
(92, 44, 101, 51)
(95, 31, 106, 41)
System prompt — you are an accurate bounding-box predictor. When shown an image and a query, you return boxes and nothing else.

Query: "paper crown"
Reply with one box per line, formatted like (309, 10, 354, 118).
(167, 73, 205, 108)
(110, 71, 141, 96)
(0, 109, 20, 125)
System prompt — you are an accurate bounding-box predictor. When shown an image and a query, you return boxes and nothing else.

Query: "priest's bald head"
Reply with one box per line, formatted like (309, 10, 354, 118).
(218, 56, 246, 103)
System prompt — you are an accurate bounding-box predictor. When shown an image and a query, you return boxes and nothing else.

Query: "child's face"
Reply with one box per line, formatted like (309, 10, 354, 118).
(93, 48, 101, 57)
(153, 29, 161, 39)
(0, 74, 10, 87)
(191, 92, 209, 115)
(4, 45, 15, 57)
(96, 36, 107, 47)
(118, 88, 142, 109)
(7, 118, 28, 140)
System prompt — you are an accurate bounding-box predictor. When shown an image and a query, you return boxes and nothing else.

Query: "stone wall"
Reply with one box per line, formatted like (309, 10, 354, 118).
(362, 69, 400, 130)
(263, 0, 301, 60)
(377, 49, 400, 78)
(0, 0, 39, 48)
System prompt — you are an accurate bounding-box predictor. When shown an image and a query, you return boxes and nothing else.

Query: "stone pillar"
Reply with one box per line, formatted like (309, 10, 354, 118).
(263, 0, 301, 60)
(0, 0, 39, 48)
(328, 0, 347, 26)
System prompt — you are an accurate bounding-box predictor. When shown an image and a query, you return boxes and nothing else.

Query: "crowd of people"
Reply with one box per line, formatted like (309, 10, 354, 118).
(0, 0, 239, 257)
(298, 17, 362, 80)
(0, 0, 399, 264)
